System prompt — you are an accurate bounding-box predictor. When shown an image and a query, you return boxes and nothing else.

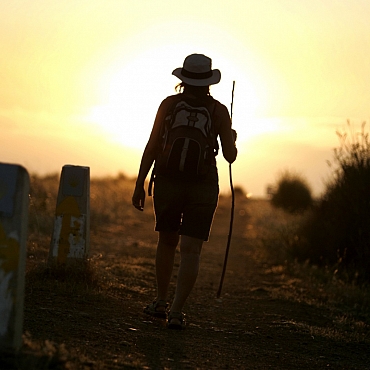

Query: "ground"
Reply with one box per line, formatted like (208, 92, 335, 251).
(4, 193, 370, 369)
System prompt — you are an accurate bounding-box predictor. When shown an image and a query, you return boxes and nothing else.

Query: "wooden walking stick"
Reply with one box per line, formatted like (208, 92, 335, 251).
(217, 81, 235, 298)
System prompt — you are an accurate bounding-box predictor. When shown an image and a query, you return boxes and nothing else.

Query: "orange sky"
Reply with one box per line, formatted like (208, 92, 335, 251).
(1, 0, 370, 196)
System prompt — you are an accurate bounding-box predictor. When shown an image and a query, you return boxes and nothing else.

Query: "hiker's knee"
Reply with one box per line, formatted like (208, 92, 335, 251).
(158, 231, 179, 248)
(180, 235, 203, 255)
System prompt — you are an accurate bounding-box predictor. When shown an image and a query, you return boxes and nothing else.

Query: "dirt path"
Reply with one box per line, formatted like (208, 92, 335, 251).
(21, 196, 370, 369)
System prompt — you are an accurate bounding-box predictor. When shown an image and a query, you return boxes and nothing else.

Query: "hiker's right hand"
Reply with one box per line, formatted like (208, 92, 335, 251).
(132, 186, 145, 211)
(231, 129, 237, 143)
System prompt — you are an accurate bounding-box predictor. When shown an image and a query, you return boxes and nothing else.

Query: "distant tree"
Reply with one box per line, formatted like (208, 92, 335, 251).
(271, 170, 313, 213)
(233, 185, 247, 198)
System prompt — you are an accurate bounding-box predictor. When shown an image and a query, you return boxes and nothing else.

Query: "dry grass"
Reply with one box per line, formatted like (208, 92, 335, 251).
(6, 174, 369, 368)
(27, 173, 370, 315)
(247, 198, 370, 331)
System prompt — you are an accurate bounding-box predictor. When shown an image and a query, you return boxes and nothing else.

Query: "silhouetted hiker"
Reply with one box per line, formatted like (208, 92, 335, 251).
(132, 53, 237, 329)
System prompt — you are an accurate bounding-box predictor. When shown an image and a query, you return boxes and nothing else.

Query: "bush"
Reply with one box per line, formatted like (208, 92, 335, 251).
(270, 170, 313, 213)
(295, 121, 370, 282)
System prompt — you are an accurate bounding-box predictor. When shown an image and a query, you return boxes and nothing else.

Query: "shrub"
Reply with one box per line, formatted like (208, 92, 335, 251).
(270, 170, 313, 213)
(295, 121, 370, 282)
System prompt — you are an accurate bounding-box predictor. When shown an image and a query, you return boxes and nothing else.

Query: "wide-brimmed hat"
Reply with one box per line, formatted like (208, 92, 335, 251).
(172, 54, 221, 86)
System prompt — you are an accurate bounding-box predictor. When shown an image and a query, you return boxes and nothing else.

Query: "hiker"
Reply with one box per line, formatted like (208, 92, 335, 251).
(132, 53, 237, 329)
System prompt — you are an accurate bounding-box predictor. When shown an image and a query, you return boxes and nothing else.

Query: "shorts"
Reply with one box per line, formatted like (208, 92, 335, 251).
(153, 168, 219, 241)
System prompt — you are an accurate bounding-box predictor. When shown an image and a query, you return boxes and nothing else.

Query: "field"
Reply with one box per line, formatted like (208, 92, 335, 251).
(3, 174, 370, 369)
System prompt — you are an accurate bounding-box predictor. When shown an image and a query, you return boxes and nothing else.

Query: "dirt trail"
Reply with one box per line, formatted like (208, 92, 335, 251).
(21, 196, 370, 369)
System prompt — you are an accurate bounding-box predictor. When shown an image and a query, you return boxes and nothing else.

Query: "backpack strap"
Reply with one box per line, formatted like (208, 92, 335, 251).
(209, 99, 219, 157)
(148, 162, 156, 196)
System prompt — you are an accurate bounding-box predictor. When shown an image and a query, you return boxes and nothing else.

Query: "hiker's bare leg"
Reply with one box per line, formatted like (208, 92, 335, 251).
(156, 231, 179, 305)
(170, 235, 203, 314)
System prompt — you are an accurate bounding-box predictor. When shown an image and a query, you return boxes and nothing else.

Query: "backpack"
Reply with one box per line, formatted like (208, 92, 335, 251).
(148, 96, 218, 194)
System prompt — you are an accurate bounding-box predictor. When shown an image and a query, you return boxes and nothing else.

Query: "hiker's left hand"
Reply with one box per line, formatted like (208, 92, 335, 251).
(132, 186, 145, 211)
(231, 129, 237, 143)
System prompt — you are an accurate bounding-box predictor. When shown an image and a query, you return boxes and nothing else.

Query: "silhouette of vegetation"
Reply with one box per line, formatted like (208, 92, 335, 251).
(19, 171, 370, 368)
(294, 121, 370, 283)
(270, 170, 313, 213)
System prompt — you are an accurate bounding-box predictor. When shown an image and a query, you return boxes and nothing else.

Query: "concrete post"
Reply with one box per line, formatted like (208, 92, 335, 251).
(0, 163, 29, 351)
(49, 165, 90, 264)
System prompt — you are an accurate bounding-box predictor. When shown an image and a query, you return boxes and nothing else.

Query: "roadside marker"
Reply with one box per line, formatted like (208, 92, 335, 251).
(0, 163, 29, 351)
(49, 165, 90, 264)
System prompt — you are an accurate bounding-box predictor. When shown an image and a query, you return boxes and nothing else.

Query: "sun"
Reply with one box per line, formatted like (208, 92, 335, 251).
(85, 46, 184, 149)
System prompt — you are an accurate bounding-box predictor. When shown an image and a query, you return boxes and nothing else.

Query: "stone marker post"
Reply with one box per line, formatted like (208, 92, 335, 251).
(49, 165, 90, 264)
(0, 163, 29, 351)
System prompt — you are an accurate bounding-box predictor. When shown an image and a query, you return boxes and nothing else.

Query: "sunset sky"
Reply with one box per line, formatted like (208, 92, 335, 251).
(1, 0, 370, 196)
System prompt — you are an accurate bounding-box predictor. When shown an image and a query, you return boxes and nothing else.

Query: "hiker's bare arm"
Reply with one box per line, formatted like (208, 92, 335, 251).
(132, 100, 167, 211)
(135, 131, 160, 187)
(218, 104, 237, 163)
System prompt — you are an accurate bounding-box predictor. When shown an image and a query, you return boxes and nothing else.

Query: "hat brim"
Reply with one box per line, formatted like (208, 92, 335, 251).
(172, 68, 221, 86)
